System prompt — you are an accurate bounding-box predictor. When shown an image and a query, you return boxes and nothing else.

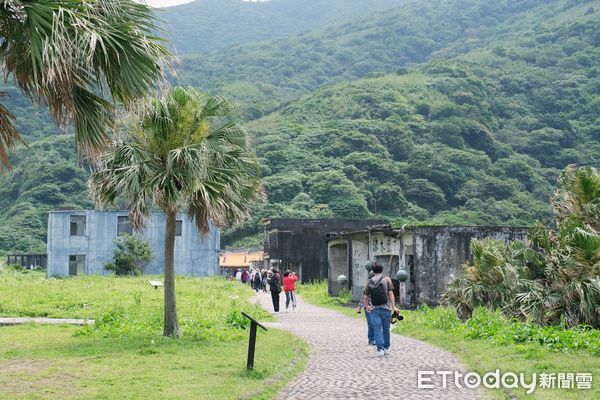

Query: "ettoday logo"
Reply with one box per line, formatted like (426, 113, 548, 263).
(417, 370, 593, 394)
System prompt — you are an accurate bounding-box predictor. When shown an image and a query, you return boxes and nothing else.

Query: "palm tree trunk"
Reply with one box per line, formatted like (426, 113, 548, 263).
(163, 209, 180, 337)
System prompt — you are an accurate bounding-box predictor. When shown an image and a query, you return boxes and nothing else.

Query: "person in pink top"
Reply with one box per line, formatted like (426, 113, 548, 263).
(282, 270, 298, 311)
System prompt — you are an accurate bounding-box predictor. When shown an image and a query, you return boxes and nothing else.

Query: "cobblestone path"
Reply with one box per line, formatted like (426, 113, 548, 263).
(253, 292, 483, 400)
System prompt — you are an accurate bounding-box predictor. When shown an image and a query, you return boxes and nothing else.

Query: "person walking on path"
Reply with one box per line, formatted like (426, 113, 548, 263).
(363, 261, 398, 356)
(241, 269, 249, 284)
(356, 272, 375, 345)
(261, 270, 269, 292)
(268, 269, 282, 312)
(283, 270, 298, 311)
(253, 269, 262, 293)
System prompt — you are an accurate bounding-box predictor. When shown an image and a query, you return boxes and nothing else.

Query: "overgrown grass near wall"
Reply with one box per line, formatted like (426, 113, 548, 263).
(0, 269, 306, 399)
(299, 281, 599, 400)
(297, 280, 353, 311)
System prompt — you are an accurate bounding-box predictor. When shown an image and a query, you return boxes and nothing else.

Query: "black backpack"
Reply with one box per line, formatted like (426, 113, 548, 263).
(269, 275, 281, 293)
(368, 276, 388, 306)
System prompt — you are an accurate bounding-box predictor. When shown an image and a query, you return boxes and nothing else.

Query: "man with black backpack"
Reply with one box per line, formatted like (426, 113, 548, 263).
(363, 261, 399, 357)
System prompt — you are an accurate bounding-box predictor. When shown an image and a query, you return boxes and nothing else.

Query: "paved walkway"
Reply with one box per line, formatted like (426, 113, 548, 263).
(253, 292, 483, 400)
(0, 317, 94, 326)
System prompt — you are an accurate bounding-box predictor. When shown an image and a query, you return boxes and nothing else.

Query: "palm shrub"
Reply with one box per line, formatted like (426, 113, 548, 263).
(89, 87, 263, 337)
(442, 239, 533, 321)
(443, 166, 600, 328)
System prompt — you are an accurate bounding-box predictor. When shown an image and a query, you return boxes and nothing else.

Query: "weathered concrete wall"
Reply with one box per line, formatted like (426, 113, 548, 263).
(412, 226, 528, 305)
(47, 211, 220, 277)
(328, 239, 349, 296)
(263, 218, 384, 282)
(327, 226, 528, 305)
(345, 231, 406, 302)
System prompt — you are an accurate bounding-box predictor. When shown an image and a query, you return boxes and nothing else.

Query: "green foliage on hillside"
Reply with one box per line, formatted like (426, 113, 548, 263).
(1, 0, 598, 252)
(219, 3, 599, 243)
(178, 0, 596, 118)
(0, 136, 90, 253)
(162, 0, 403, 54)
(0, 81, 57, 142)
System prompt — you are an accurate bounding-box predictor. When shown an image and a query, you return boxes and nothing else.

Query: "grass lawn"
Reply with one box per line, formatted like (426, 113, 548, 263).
(298, 281, 599, 400)
(0, 268, 306, 399)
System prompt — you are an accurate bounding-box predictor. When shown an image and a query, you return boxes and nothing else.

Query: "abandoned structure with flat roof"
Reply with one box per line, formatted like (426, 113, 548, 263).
(263, 218, 384, 282)
(327, 225, 528, 306)
(47, 210, 220, 277)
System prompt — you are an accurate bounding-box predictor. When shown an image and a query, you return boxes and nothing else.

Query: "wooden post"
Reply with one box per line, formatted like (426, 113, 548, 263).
(247, 321, 257, 370)
(242, 312, 268, 370)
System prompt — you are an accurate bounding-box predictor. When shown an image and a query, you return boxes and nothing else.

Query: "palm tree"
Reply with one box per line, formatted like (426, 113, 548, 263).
(0, 0, 170, 169)
(552, 165, 600, 231)
(443, 166, 600, 328)
(89, 87, 263, 337)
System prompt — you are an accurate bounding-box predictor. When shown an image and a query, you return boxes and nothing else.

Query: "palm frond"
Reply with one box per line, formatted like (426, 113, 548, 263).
(0, 0, 172, 168)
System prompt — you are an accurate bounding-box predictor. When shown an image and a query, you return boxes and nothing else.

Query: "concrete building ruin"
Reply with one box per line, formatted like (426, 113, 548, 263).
(47, 210, 220, 277)
(327, 225, 528, 306)
(263, 218, 384, 282)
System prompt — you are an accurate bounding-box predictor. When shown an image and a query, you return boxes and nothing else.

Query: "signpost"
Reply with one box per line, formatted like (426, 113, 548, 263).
(242, 312, 268, 370)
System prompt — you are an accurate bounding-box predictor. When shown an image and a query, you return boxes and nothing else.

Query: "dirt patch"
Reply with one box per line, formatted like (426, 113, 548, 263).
(0, 359, 59, 397)
(0, 358, 83, 398)
(0, 358, 50, 374)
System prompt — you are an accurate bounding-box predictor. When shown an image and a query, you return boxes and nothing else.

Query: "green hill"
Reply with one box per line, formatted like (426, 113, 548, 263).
(222, 1, 600, 244)
(162, 0, 404, 54)
(0, 0, 598, 252)
(177, 0, 598, 118)
(0, 136, 91, 253)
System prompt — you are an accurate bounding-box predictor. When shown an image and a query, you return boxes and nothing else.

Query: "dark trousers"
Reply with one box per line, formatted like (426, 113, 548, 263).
(285, 291, 296, 309)
(271, 291, 280, 312)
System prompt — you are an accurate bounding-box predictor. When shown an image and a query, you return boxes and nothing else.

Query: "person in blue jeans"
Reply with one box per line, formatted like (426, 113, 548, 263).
(355, 272, 375, 345)
(363, 261, 398, 356)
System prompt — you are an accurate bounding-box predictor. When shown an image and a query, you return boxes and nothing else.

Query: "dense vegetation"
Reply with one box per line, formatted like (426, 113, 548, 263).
(0, 0, 599, 252)
(161, 0, 403, 54)
(0, 136, 90, 253)
(104, 234, 154, 276)
(177, 0, 599, 118)
(444, 166, 600, 328)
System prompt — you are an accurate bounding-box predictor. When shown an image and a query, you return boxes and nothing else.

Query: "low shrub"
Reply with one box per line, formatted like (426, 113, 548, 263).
(408, 306, 600, 354)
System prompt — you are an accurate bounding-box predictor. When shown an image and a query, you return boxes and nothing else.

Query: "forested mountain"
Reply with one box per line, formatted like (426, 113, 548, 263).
(178, 0, 598, 118)
(161, 0, 403, 54)
(0, 136, 90, 252)
(0, 0, 598, 252)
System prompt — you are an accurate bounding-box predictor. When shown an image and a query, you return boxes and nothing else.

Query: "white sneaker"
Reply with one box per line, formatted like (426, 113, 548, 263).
(377, 350, 385, 357)
(383, 349, 390, 355)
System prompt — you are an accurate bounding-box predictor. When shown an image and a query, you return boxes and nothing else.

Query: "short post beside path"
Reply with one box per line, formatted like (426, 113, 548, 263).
(242, 312, 268, 370)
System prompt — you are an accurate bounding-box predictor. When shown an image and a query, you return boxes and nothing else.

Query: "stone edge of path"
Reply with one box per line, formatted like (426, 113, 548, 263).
(0, 317, 94, 326)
